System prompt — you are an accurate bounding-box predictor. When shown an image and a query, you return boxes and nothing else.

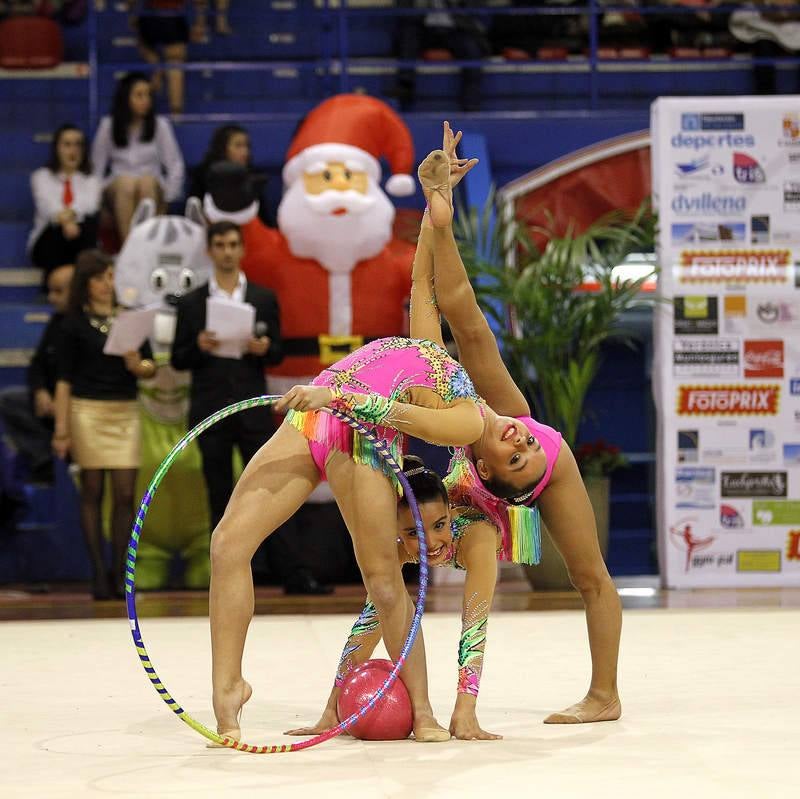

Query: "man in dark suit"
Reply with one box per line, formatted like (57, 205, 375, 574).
(0, 263, 74, 483)
(171, 221, 329, 594)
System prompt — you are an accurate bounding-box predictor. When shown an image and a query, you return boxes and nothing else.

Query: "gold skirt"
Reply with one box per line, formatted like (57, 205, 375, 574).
(70, 397, 141, 470)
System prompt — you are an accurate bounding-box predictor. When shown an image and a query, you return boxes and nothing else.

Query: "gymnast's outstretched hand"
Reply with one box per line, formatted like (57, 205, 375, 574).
(284, 706, 340, 736)
(274, 385, 334, 413)
(442, 120, 479, 189)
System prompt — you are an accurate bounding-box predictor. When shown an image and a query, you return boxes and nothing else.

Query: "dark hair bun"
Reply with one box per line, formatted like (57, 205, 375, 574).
(402, 455, 426, 474)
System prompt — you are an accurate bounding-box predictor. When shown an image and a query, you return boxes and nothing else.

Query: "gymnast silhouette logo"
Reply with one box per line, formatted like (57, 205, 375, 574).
(669, 521, 716, 572)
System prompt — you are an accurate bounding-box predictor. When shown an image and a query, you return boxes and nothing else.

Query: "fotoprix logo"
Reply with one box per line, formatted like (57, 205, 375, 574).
(744, 340, 784, 379)
(671, 193, 746, 216)
(678, 250, 790, 283)
(682, 113, 744, 131)
(720, 471, 788, 498)
(733, 152, 766, 184)
(720, 504, 745, 529)
(677, 385, 780, 416)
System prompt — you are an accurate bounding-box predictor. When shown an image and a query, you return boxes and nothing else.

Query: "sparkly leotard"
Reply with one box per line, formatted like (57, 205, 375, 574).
(286, 336, 479, 486)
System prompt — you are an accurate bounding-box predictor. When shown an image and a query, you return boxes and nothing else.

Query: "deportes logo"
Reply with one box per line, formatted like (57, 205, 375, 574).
(672, 132, 755, 150)
(677, 385, 780, 415)
(720, 504, 745, 529)
(733, 152, 766, 184)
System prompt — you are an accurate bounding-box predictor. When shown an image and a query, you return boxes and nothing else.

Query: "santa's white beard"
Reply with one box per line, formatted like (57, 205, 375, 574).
(277, 178, 395, 274)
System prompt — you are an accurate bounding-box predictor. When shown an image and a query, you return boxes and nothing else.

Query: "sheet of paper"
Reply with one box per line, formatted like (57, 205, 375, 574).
(103, 307, 157, 356)
(206, 296, 255, 360)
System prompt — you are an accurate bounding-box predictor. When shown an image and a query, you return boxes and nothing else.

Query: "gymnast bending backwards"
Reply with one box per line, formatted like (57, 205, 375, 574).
(209, 129, 620, 744)
(284, 125, 621, 740)
(423, 123, 622, 726)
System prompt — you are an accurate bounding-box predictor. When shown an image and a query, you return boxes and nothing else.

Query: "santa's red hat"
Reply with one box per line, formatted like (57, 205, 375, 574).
(282, 94, 416, 197)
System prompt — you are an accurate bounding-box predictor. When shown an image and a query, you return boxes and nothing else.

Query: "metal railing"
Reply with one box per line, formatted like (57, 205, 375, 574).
(86, 2, 800, 128)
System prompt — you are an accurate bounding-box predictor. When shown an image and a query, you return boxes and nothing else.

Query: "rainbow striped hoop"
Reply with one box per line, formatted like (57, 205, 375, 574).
(126, 395, 430, 753)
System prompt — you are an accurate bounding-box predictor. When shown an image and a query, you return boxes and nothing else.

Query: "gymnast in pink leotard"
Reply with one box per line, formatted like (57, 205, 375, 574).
(207, 130, 621, 747)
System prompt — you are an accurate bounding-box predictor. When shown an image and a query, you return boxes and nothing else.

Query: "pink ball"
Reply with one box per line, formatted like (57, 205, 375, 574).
(337, 659, 413, 741)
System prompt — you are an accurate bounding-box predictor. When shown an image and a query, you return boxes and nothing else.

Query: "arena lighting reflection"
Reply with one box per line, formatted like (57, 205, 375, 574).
(580, 252, 658, 292)
(617, 587, 658, 597)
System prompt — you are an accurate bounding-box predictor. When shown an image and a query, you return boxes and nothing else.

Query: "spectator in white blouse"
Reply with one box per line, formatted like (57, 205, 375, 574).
(29, 124, 101, 277)
(91, 72, 185, 241)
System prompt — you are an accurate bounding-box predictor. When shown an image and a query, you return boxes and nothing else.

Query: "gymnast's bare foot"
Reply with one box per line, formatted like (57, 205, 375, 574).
(543, 692, 621, 724)
(212, 678, 252, 742)
(417, 150, 453, 228)
(413, 710, 451, 742)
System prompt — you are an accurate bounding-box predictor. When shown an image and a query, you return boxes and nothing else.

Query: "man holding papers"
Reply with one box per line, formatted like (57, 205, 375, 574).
(172, 221, 327, 594)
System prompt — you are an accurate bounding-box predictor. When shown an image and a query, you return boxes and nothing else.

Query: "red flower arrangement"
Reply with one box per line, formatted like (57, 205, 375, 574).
(575, 439, 628, 478)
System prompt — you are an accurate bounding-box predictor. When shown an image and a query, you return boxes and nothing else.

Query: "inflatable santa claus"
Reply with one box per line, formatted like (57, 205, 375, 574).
(205, 94, 417, 395)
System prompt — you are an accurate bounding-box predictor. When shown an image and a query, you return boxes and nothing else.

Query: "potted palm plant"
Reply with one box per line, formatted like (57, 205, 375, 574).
(454, 194, 657, 589)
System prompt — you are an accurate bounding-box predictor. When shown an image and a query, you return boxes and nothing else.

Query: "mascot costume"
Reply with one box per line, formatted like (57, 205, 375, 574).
(114, 198, 213, 589)
(204, 95, 417, 575)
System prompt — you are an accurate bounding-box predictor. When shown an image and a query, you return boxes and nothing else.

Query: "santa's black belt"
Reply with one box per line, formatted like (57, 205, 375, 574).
(283, 334, 388, 365)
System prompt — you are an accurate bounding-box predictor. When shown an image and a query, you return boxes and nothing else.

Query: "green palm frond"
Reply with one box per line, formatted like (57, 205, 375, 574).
(454, 192, 658, 446)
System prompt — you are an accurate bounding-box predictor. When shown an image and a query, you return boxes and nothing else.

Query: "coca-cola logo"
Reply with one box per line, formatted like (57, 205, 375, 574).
(744, 340, 784, 378)
(678, 385, 780, 415)
(721, 471, 787, 497)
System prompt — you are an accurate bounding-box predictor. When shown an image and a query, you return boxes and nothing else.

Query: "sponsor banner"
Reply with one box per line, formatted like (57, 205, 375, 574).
(736, 550, 781, 572)
(788, 531, 800, 560)
(654, 97, 800, 587)
(677, 429, 699, 463)
(677, 385, 780, 415)
(676, 466, 716, 509)
(720, 471, 787, 498)
(671, 222, 744, 244)
(751, 215, 770, 244)
(753, 500, 800, 526)
(674, 296, 719, 335)
(784, 181, 800, 212)
(720, 503, 746, 528)
(671, 193, 747, 216)
(733, 152, 766, 184)
(743, 340, 784, 378)
(784, 443, 800, 465)
(673, 337, 739, 376)
(677, 249, 790, 284)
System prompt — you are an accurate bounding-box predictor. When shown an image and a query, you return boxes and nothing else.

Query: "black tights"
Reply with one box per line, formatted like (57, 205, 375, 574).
(80, 468, 137, 593)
